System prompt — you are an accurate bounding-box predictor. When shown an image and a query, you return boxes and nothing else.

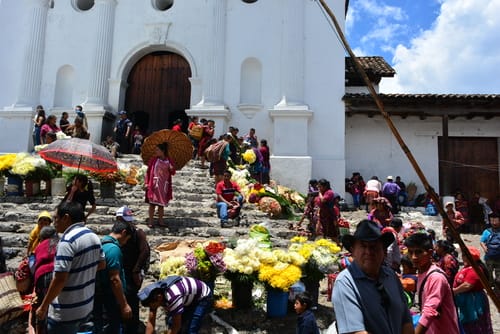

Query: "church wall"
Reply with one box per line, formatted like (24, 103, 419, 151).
(346, 115, 500, 197)
(0, 1, 30, 108)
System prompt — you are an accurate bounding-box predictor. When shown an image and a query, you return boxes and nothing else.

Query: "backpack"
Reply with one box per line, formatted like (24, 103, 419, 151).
(204, 140, 228, 163)
(486, 229, 500, 260)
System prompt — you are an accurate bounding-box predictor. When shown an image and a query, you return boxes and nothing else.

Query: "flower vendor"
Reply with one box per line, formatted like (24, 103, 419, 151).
(216, 169, 244, 228)
(138, 276, 212, 334)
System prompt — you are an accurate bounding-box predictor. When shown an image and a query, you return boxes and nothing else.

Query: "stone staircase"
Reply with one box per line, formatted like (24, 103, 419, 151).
(0, 155, 298, 271)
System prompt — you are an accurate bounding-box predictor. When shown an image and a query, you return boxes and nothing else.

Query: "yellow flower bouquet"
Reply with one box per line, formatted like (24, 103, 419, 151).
(258, 249, 305, 291)
(288, 236, 341, 282)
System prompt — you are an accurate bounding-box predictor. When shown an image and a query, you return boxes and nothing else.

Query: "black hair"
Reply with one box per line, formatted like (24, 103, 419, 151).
(57, 200, 85, 223)
(295, 292, 313, 309)
(309, 179, 318, 186)
(404, 233, 433, 251)
(400, 255, 414, 268)
(223, 169, 232, 176)
(260, 139, 267, 146)
(74, 174, 89, 185)
(140, 288, 162, 307)
(111, 220, 134, 236)
(318, 178, 331, 189)
(157, 143, 169, 155)
(390, 218, 403, 228)
(46, 131, 57, 141)
(435, 239, 458, 257)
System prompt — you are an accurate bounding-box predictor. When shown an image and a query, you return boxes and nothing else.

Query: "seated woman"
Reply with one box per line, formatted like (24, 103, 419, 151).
(63, 174, 96, 222)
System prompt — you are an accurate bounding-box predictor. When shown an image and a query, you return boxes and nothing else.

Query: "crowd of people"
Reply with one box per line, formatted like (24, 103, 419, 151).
(332, 214, 498, 334)
(14, 201, 150, 334)
(33, 105, 91, 146)
(13, 110, 498, 333)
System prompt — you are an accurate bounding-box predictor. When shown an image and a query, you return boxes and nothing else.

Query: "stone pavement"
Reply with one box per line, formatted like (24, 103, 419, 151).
(1, 156, 498, 332)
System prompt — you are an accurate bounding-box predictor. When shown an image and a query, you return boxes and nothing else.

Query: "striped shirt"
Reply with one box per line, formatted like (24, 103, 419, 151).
(163, 277, 210, 315)
(48, 223, 104, 323)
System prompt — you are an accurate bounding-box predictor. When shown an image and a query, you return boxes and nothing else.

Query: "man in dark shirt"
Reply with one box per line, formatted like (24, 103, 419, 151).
(116, 206, 150, 334)
(114, 110, 132, 154)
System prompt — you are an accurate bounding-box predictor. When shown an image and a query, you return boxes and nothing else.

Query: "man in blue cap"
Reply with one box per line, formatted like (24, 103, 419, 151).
(138, 276, 211, 334)
(114, 110, 132, 154)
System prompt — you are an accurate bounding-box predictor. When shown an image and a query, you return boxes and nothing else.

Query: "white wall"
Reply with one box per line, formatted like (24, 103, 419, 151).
(346, 115, 500, 196)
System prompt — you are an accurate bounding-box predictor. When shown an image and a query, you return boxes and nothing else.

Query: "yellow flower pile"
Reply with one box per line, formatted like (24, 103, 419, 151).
(258, 248, 305, 291)
(159, 256, 188, 279)
(241, 149, 256, 164)
(288, 237, 342, 281)
(10, 153, 46, 177)
(0, 153, 17, 175)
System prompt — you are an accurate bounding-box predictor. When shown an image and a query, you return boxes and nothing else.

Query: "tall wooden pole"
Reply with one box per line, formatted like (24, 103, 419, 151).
(316, 0, 500, 311)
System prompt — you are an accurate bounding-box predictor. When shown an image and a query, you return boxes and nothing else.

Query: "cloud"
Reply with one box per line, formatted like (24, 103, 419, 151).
(346, 0, 409, 61)
(381, 0, 500, 94)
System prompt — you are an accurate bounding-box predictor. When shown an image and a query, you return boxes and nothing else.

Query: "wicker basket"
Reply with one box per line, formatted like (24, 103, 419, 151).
(0, 272, 25, 325)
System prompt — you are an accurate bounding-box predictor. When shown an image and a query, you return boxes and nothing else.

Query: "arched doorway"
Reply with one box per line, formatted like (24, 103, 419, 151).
(124, 51, 192, 136)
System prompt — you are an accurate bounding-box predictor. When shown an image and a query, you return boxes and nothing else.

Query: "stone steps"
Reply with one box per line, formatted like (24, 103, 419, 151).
(0, 156, 299, 271)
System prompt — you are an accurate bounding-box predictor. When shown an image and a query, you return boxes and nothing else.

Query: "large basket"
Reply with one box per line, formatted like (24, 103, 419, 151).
(188, 125, 203, 140)
(0, 272, 25, 325)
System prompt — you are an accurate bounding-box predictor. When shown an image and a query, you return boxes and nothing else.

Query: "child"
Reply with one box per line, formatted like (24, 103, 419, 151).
(132, 125, 144, 154)
(295, 179, 319, 232)
(27, 211, 52, 255)
(294, 292, 320, 334)
(145, 143, 176, 227)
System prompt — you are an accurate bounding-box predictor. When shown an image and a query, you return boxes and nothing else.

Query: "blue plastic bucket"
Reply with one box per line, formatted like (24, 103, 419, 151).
(6, 176, 23, 196)
(267, 288, 288, 318)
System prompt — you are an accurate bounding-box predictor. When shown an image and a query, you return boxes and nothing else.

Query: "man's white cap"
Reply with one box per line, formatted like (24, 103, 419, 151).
(116, 206, 133, 222)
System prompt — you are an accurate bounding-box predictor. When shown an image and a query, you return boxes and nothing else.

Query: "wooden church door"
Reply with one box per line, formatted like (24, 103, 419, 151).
(124, 51, 192, 136)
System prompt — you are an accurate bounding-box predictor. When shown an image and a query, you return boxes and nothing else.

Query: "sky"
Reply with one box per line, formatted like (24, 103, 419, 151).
(344, 0, 500, 94)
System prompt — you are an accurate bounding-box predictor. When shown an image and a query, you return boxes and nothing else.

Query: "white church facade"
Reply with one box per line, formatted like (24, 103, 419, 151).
(0, 0, 346, 193)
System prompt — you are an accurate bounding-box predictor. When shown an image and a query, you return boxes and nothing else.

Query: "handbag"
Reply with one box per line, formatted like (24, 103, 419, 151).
(0, 272, 25, 325)
(14, 257, 33, 294)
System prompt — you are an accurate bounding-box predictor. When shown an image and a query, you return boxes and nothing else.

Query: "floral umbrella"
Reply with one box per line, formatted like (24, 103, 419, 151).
(141, 129, 193, 170)
(38, 137, 117, 173)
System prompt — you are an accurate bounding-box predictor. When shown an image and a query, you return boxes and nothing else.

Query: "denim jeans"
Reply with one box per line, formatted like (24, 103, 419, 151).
(47, 315, 88, 334)
(216, 195, 243, 221)
(167, 296, 212, 334)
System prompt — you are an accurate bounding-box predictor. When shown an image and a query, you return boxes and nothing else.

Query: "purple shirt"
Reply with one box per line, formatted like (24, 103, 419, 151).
(163, 277, 210, 315)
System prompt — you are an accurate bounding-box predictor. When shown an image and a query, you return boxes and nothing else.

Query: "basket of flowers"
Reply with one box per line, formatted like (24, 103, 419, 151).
(185, 241, 226, 283)
(223, 238, 264, 309)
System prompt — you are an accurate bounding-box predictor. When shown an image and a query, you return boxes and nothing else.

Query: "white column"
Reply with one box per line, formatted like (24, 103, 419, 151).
(15, 0, 50, 107)
(85, 0, 117, 107)
(188, 0, 230, 128)
(276, 0, 305, 107)
(199, 0, 226, 106)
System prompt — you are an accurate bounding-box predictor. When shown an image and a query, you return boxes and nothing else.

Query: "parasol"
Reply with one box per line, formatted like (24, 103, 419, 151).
(141, 129, 193, 170)
(38, 137, 117, 173)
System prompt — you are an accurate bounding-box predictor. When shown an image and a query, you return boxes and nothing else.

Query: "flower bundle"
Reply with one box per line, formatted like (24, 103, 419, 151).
(258, 248, 304, 291)
(0, 153, 17, 177)
(159, 256, 188, 279)
(185, 241, 226, 282)
(241, 149, 256, 164)
(223, 238, 263, 284)
(9, 153, 49, 179)
(89, 170, 125, 184)
(289, 237, 342, 282)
